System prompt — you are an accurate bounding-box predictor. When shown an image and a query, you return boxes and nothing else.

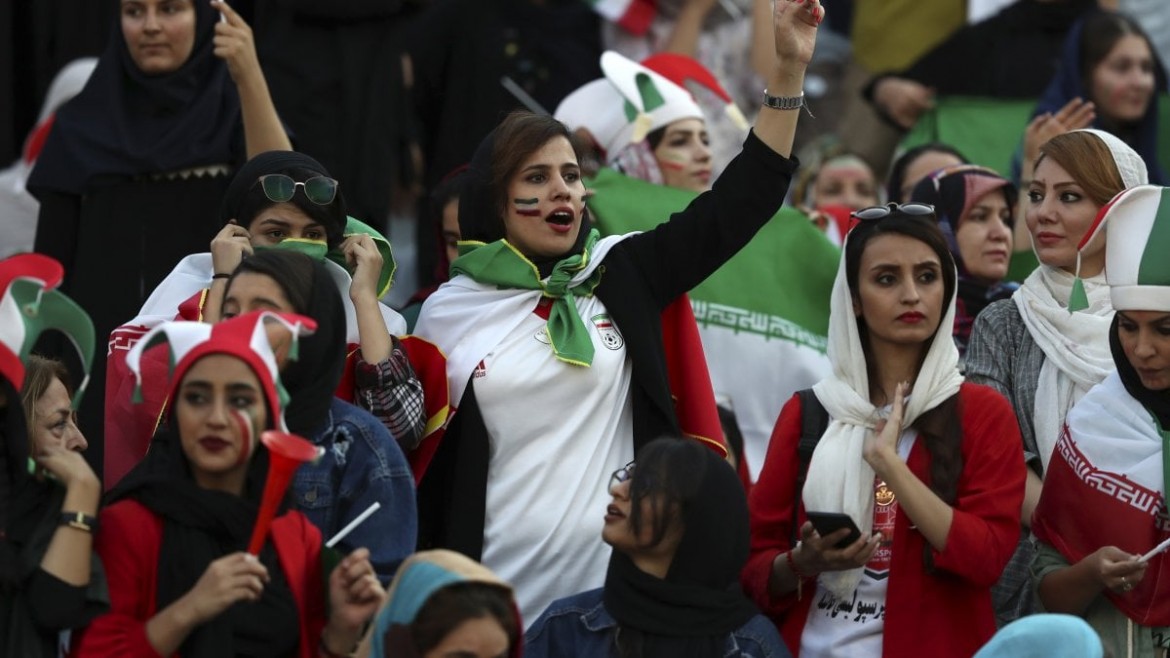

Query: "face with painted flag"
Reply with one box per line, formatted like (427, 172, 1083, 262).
(651, 118, 713, 193)
(502, 136, 587, 259)
(176, 353, 267, 493)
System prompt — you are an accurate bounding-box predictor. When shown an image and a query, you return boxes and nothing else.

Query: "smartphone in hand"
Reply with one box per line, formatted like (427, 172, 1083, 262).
(806, 511, 863, 549)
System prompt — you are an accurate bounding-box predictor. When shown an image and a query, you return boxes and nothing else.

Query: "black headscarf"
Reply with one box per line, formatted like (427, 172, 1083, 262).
(219, 150, 349, 250)
(27, 0, 241, 196)
(107, 409, 298, 658)
(1109, 315, 1170, 429)
(603, 439, 758, 656)
(228, 250, 347, 436)
(458, 117, 594, 278)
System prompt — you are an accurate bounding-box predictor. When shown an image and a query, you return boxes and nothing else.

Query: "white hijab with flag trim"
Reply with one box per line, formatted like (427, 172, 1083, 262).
(1033, 371, 1170, 626)
(806, 224, 964, 599)
(1016, 128, 1149, 473)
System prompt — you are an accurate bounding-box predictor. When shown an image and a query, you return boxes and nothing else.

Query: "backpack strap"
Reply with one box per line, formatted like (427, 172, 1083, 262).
(791, 388, 830, 546)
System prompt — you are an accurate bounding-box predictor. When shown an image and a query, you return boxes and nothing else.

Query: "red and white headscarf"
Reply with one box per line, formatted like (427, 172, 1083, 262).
(125, 311, 316, 431)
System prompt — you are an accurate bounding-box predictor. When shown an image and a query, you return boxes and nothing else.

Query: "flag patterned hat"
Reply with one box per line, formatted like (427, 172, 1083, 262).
(125, 311, 316, 430)
(0, 253, 95, 405)
(641, 52, 750, 132)
(599, 51, 703, 156)
(1076, 185, 1170, 312)
(554, 78, 629, 160)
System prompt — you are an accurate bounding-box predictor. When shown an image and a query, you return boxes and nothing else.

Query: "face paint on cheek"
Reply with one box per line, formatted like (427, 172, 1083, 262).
(231, 409, 257, 467)
(513, 198, 542, 217)
(658, 160, 687, 172)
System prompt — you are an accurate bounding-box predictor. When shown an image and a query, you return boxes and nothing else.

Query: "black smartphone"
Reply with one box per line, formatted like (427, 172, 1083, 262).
(805, 511, 863, 549)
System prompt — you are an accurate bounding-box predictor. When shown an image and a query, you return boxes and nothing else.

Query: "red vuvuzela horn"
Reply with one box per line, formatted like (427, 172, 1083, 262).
(248, 430, 322, 555)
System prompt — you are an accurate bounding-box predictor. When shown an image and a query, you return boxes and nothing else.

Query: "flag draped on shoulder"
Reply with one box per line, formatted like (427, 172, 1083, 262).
(586, 166, 839, 479)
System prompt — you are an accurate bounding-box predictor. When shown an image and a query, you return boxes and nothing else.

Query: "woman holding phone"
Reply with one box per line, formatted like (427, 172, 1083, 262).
(742, 203, 1026, 657)
(1031, 185, 1170, 657)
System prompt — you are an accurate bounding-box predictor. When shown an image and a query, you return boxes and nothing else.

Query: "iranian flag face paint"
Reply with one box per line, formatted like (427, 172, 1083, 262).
(514, 198, 542, 217)
(651, 118, 712, 194)
(232, 408, 258, 467)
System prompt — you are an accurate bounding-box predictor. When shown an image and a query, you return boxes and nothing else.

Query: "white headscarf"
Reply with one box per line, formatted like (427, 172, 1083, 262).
(1016, 128, 1148, 473)
(805, 220, 964, 598)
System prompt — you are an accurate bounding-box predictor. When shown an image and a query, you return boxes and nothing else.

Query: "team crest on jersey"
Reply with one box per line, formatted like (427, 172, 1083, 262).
(591, 314, 624, 350)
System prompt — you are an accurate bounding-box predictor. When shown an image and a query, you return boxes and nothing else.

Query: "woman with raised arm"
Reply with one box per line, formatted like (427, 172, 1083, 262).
(27, 0, 292, 455)
(743, 205, 1025, 657)
(412, 0, 822, 625)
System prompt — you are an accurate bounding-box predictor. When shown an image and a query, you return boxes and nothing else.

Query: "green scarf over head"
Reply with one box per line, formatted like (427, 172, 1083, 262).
(451, 229, 604, 366)
(255, 216, 397, 298)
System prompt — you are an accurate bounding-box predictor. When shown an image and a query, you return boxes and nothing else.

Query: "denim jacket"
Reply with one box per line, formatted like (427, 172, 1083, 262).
(524, 589, 791, 658)
(291, 397, 417, 583)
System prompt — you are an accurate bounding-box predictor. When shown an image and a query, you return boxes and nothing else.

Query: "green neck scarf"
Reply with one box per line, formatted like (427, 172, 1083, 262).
(451, 230, 603, 366)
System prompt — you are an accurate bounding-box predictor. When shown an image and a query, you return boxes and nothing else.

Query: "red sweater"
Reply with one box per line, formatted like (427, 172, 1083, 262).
(74, 500, 326, 658)
(741, 383, 1025, 658)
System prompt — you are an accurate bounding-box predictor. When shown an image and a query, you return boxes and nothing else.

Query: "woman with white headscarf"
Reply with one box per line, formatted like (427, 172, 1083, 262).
(966, 128, 1148, 625)
(743, 203, 1025, 657)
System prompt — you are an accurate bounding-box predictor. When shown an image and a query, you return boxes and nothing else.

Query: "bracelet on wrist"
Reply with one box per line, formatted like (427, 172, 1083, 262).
(211, 272, 232, 280)
(59, 511, 99, 533)
(762, 89, 814, 118)
(786, 541, 812, 578)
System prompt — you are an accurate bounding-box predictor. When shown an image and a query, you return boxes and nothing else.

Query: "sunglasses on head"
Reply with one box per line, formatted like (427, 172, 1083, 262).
(851, 202, 935, 222)
(257, 174, 339, 206)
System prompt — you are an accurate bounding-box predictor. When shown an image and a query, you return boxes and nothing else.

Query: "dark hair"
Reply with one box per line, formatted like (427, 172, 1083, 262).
(410, 582, 518, 655)
(844, 213, 964, 506)
(627, 438, 714, 550)
(234, 165, 347, 250)
(886, 143, 969, 203)
(225, 250, 316, 316)
(1079, 12, 1155, 108)
(484, 111, 587, 236)
(645, 126, 667, 151)
(1034, 131, 1128, 207)
(430, 166, 469, 224)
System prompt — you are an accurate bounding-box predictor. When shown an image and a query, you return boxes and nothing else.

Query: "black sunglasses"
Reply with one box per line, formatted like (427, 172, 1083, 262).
(851, 202, 935, 221)
(257, 174, 339, 205)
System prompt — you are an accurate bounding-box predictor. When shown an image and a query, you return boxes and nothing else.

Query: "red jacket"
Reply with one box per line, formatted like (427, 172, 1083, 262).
(74, 500, 326, 658)
(741, 383, 1025, 658)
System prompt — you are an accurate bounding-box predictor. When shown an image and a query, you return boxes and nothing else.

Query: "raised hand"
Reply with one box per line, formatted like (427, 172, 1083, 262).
(210, 220, 254, 277)
(865, 381, 907, 468)
(341, 234, 384, 304)
(1023, 98, 1096, 171)
(772, 0, 823, 66)
(211, 0, 262, 86)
